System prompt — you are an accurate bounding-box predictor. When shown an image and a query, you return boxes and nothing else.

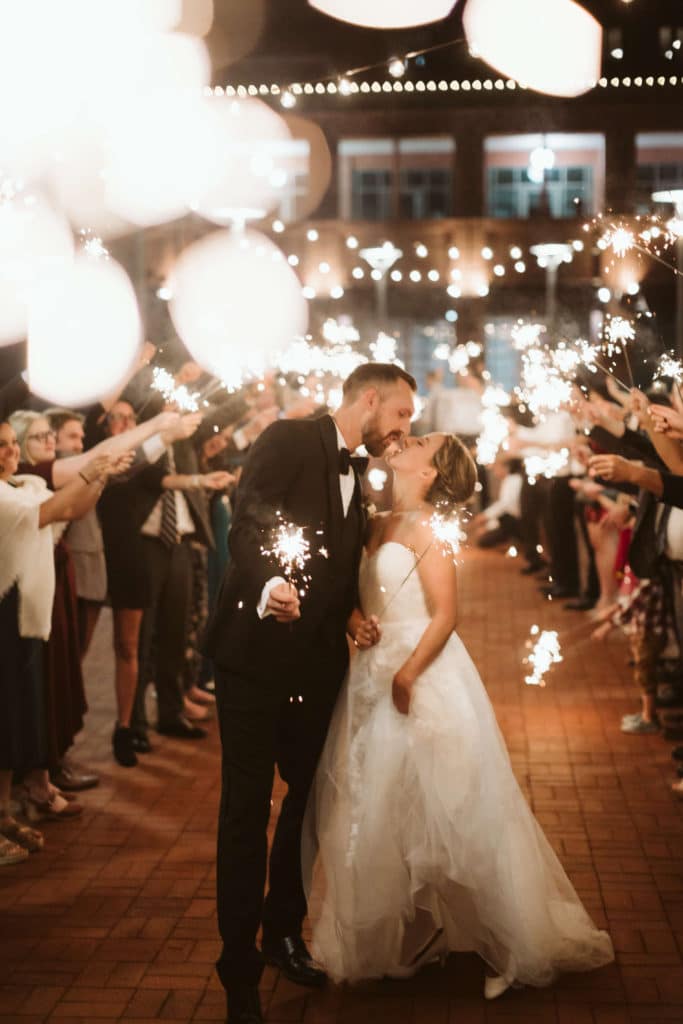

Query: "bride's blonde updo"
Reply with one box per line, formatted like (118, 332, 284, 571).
(425, 434, 478, 508)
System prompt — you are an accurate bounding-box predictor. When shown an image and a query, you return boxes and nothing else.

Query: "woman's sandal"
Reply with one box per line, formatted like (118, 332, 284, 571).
(0, 834, 29, 866)
(20, 786, 83, 823)
(0, 817, 44, 852)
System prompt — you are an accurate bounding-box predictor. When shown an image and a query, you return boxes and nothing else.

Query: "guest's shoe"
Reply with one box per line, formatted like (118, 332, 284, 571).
(484, 974, 513, 1000)
(0, 816, 44, 852)
(657, 684, 683, 708)
(226, 984, 263, 1023)
(157, 716, 207, 740)
(663, 724, 683, 742)
(51, 758, 99, 792)
(671, 778, 683, 798)
(621, 712, 660, 734)
(671, 745, 683, 761)
(262, 936, 327, 988)
(21, 786, 83, 822)
(112, 724, 138, 767)
(0, 835, 29, 866)
(131, 732, 152, 754)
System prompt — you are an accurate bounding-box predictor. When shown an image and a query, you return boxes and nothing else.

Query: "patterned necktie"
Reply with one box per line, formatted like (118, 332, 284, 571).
(159, 447, 178, 549)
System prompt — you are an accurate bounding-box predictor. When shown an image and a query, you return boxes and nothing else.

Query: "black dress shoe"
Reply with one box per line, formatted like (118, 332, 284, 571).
(112, 724, 138, 767)
(564, 597, 596, 612)
(520, 561, 544, 576)
(671, 745, 683, 761)
(226, 985, 262, 1024)
(157, 716, 207, 740)
(131, 733, 152, 754)
(262, 936, 327, 988)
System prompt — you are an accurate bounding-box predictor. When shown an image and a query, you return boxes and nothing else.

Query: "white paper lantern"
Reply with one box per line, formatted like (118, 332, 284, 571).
(463, 0, 601, 98)
(0, 192, 74, 347)
(308, 0, 457, 29)
(169, 229, 308, 387)
(28, 254, 142, 406)
(192, 97, 293, 225)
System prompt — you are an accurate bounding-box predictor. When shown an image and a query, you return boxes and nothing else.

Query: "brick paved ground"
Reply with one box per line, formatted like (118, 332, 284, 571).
(1, 548, 683, 1023)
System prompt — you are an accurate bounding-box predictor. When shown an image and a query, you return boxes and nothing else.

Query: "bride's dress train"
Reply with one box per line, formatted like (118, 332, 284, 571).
(305, 542, 614, 985)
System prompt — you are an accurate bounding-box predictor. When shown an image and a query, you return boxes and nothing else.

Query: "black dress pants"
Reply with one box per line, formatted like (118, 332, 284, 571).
(214, 656, 346, 990)
(133, 536, 193, 733)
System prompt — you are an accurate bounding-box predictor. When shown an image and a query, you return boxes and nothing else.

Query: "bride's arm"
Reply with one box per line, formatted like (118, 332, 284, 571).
(392, 525, 459, 715)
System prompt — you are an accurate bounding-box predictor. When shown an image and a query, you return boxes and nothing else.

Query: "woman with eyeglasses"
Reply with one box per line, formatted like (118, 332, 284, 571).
(0, 419, 120, 860)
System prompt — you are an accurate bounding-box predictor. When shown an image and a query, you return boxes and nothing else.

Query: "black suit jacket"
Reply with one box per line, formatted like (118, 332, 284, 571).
(205, 415, 365, 681)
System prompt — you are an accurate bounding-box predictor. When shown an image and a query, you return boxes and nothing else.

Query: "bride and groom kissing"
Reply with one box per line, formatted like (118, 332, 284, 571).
(205, 363, 613, 1024)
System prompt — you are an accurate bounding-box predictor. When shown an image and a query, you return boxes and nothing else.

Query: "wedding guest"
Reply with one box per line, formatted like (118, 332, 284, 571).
(0, 420, 118, 848)
(471, 457, 523, 549)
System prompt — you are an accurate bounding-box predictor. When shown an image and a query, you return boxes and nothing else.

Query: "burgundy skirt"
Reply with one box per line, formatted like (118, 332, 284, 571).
(44, 540, 88, 768)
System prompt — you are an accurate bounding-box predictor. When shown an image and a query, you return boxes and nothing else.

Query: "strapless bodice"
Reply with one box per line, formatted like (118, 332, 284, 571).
(359, 541, 430, 623)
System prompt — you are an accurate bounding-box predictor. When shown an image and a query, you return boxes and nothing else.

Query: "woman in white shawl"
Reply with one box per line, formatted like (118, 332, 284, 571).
(0, 419, 122, 865)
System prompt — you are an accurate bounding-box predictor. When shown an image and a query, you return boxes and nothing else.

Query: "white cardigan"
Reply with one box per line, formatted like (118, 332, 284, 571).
(0, 475, 64, 640)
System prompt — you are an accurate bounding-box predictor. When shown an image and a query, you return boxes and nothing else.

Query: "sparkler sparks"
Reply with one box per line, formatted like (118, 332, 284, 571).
(655, 352, 683, 384)
(511, 322, 545, 352)
(150, 367, 200, 412)
(524, 448, 570, 485)
(261, 520, 312, 596)
(429, 507, 467, 561)
(524, 625, 563, 687)
(476, 384, 511, 466)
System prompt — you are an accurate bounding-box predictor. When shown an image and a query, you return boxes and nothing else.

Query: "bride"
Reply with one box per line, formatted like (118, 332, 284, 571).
(304, 432, 614, 998)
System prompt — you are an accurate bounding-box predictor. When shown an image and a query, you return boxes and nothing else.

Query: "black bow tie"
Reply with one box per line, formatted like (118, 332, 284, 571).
(339, 448, 369, 476)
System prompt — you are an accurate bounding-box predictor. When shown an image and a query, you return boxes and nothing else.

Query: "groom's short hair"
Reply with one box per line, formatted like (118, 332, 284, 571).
(343, 363, 417, 402)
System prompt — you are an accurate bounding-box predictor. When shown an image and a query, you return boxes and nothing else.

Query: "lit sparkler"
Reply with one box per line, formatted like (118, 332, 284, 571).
(524, 448, 570, 485)
(370, 331, 403, 365)
(429, 507, 467, 561)
(511, 322, 545, 351)
(524, 625, 563, 687)
(261, 520, 312, 597)
(654, 352, 683, 384)
(150, 366, 200, 412)
(378, 506, 467, 617)
(476, 385, 510, 466)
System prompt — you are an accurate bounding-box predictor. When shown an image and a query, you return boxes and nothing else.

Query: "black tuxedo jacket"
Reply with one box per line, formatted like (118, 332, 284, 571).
(205, 415, 365, 681)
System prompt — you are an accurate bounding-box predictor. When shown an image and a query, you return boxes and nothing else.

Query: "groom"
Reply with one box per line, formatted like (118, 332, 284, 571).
(205, 362, 416, 1023)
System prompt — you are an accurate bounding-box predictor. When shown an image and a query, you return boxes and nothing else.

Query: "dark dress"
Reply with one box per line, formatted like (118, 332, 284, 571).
(0, 585, 47, 775)
(18, 461, 87, 768)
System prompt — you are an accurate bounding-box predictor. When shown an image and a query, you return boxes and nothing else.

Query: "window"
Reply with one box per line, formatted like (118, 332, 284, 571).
(351, 170, 392, 220)
(340, 136, 454, 221)
(399, 168, 452, 219)
(487, 166, 593, 219)
(635, 133, 683, 212)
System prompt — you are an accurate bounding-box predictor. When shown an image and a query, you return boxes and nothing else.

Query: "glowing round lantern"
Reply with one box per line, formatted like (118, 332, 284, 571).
(308, 0, 457, 29)
(463, 0, 602, 98)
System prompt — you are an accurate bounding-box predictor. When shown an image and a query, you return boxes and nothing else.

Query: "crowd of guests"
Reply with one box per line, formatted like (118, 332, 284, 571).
(3, 340, 683, 867)
(0, 345, 319, 866)
(465, 368, 683, 798)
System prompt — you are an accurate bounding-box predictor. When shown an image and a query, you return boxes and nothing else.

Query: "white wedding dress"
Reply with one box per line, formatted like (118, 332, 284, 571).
(305, 542, 614, 985)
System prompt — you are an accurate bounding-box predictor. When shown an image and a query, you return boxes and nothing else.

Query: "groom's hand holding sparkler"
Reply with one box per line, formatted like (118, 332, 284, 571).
(265, 582, 301, 623)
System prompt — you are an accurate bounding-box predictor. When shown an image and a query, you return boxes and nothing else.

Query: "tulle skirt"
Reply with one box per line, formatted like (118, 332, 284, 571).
(304, 621, 614, 985)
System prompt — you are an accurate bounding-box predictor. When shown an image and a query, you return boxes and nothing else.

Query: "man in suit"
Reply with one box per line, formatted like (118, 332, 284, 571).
(205, 363, 417, 1024)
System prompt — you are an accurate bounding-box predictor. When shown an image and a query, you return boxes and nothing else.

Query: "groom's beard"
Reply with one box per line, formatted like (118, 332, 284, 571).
(362, 419, 403, 458)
